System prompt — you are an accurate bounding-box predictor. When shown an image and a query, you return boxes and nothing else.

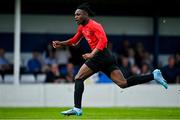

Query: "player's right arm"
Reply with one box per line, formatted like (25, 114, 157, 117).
(52, 26, 83, 48)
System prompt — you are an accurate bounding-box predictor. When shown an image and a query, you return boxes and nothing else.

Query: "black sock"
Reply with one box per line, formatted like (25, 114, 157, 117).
(126, 74, 154, 87)
(74, 79, 84, 109)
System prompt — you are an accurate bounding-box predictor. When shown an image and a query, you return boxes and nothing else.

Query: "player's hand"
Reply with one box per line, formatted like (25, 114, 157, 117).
(82, 53, 94, 60)
(52, 41, 62, 48)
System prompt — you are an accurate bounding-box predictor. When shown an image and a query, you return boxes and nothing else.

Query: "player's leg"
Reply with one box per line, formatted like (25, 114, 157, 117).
(61, 63, 94, 116)
(74, 64, 94, 109)
(101, 48, 167, 89)
(106, 69, 127, 88)
(109, 68, 168, 89)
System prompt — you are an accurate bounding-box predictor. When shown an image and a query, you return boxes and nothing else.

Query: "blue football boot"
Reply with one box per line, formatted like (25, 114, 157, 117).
(61, 107, 82, 116)
(153, 69, 168, 89)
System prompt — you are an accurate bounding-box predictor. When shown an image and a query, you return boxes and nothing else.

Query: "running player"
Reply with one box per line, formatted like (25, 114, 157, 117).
(52, 3, 168, 116)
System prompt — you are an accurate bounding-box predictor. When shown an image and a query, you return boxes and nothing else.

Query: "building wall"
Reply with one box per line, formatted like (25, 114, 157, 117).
(0, 15, 180, 35)
(0, 15, 179, 55)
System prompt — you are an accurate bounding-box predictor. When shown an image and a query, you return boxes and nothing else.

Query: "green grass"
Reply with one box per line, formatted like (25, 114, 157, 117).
(0, 107, 180, 119)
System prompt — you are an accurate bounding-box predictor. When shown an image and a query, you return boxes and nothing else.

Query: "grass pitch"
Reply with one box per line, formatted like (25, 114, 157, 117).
(0, 107, 180, 119)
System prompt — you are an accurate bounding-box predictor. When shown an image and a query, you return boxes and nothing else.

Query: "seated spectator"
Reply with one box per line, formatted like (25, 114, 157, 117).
(127, 48, 135, 67)
(141, 62, 151, 75)
(141, 51, 153, 70)
(44, 43, 56, 58)
(45, 64, 65, 83)
(118, 39, 131, 57)
(44, 51, 57, 65)
(131, 64, 141, 76)
(134, 42, 145, 68)
(161, 56, 178, 83)
(27, 49, 43, 74)
(42, 50, 57, 73)
(118, 56, 131, 78)
(55, 47, 71, 66)
(108, 41, 119, 60)
(175, 52, 180, 68)
(175, 52, 180, 83)
(0, 48, 13, 75)
(65, 63, 76, 83)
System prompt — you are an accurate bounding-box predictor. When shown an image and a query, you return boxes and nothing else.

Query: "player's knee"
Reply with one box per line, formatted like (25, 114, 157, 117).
(118, 84, 126, 89)
(75, 74, 85, 80)
(116, 81, 127, 89)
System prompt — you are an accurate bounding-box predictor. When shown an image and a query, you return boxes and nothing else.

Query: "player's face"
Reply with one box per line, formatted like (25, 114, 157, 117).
(74, 9, 88, 25)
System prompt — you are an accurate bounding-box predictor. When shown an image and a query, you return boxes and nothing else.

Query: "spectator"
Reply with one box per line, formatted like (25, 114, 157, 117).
(108, 41, 119, 60)
(134, 42, 145, 68)
(45, 64, 65, 83)
(161, 56, 178, 83)
(175, 52, 180, 83)
(119, 56, 131, 78)
(44, 51, 57, 65)
(27, 49, 43, 74)
(141, 62, 151, 75)
(44, 43, 56, 58)
(141, 51, 153, 70)
(55, 47, 71, 66)
(65, 63, 75, 83)
(131, 64, 141, 76)
(0, 48, 13, 75)
(127, 48, 135, 67)
(118, 39, 131, 57)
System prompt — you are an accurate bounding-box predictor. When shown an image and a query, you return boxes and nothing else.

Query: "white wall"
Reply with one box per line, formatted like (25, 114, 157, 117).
(91, 16, 153, 35)
(159, 17, 180, 36)
(1, 14, 180, 35)
(0, 84, 179, 107)
(0, 14, 14, 33)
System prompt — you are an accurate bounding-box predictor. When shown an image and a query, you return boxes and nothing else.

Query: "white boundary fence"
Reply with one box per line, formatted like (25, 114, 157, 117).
(0, 84, 179, 107)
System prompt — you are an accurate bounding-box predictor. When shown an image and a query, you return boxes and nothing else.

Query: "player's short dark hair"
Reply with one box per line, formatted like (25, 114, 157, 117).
(77, 2, 95, 16)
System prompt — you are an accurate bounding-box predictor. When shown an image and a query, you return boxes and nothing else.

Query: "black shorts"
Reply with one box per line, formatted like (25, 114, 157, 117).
(85, 48, 119, 77)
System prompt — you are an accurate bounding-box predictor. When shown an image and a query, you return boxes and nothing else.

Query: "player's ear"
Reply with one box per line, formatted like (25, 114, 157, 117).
(82, 10, 88, 16)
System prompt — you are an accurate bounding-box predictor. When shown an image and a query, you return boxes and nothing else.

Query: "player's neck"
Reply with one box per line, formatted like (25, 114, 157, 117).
(81, 18, 90, 26)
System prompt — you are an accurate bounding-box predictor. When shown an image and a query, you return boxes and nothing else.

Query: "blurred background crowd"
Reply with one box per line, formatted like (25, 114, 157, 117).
(0, 0, 179, 84)
(0, 39, 179, 84)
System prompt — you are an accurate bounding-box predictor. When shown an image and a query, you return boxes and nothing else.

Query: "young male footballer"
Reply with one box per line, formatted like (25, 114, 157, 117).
(52, 3, 168, 116)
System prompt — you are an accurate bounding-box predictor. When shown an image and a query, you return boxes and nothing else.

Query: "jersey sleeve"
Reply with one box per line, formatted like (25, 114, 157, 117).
(68, 26, 83, 45)
(94, 24, 108, 51)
